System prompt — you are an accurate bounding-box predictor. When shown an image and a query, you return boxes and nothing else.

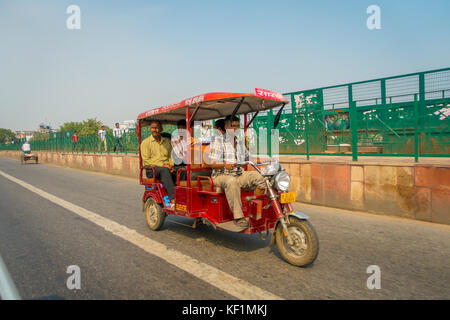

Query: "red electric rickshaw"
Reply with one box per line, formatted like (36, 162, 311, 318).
(137, 90, 319, 267)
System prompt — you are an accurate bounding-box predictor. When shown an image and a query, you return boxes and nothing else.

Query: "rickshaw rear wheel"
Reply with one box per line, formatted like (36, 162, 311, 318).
(144, 197, 165, 231)
(275, 216, 319, 267)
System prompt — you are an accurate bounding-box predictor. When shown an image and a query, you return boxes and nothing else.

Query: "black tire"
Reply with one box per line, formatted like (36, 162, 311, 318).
(20, 155, 24, 165)
(275, 217, 319, 267)
(35, 156, 38, 164)
(144, 197, 165, 231)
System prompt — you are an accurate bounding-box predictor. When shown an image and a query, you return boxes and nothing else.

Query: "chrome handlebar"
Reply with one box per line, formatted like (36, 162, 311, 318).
(243, 160, 272, 175)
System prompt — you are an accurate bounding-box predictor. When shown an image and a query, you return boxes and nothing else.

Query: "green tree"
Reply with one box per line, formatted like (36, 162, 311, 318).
(29, 132, 49, 142)
(59, 118, 109, 136)
(0, 128, 16, 144)
(58, 121, 84, 133)
(80, 118, 107, 136)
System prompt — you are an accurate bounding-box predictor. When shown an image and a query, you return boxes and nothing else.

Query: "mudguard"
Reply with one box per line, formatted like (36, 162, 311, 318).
(269, 211, 309, 246)
(142, 191, 163, 211)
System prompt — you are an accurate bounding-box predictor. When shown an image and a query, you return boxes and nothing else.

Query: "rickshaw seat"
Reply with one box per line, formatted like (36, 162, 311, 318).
(142, 167, 161, 184)
(142, 178, 158, 184)
(178, 180, 223, 193)
(179, 180, 207, 187)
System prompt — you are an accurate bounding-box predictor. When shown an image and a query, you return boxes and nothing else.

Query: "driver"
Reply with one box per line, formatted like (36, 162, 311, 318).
(208, 115, 266, 228)
(21, 141, 31, 154)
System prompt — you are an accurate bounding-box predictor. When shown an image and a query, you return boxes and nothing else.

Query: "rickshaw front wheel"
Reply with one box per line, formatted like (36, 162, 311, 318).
(144, 197, 165, 231)
(275, 217, 319, 267)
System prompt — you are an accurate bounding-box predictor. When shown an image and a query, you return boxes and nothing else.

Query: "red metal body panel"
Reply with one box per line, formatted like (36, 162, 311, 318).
(141, 180, 280, 234)
(142, 183, 166, 205)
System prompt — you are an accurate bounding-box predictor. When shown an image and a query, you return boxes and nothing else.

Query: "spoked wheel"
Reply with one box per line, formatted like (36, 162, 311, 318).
(275, 217, 319, 267)
(144, 197, 165, 231)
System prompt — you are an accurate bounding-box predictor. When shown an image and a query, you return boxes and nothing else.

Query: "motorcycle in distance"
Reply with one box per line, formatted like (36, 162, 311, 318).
(20, 151, 38, 165)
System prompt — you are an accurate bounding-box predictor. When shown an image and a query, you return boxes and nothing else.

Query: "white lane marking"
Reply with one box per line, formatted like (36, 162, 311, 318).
(0, 169, 283, 300)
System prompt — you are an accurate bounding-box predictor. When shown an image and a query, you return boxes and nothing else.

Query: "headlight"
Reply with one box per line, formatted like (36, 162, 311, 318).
(274, 171, 290, 192)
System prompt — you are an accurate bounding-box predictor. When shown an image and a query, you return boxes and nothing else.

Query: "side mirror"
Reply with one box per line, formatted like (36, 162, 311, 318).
(273, 104, 286, 128)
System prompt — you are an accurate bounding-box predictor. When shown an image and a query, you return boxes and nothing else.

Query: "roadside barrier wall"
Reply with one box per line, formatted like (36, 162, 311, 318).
(1, 150, 449, 225)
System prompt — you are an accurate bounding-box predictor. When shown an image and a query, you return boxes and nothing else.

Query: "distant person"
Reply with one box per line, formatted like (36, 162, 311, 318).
(21, 141, 31, 154)
(113, 123, 123, 152)
(72, 131, 79, 152)
(98, 125, 107, 152)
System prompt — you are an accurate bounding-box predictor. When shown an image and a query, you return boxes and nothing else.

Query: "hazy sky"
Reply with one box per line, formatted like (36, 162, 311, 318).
(0, 0, 449, 131)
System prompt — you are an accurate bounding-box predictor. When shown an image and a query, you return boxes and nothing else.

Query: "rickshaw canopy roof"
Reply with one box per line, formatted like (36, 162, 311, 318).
(137, 90, 288, 123)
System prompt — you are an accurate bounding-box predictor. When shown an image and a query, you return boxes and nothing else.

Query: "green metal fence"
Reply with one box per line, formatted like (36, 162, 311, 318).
(251, 67, 450, 161)
(0, 125, 176, 154)
(1, 68, 449, 161)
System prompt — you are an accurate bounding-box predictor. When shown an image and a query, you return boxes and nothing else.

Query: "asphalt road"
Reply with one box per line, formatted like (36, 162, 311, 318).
(0, 157, 449, 300)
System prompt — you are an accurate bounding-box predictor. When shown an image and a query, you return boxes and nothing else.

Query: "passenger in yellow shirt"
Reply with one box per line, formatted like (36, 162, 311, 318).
(141, 120, 176, 208)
